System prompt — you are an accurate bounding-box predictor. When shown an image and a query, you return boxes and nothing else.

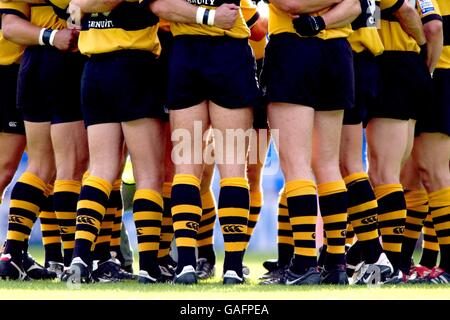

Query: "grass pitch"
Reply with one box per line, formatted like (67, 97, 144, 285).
(0, 249, 449, 300)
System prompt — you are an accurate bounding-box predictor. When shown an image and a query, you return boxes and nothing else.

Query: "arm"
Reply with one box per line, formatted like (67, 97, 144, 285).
(393, 0, 426, 45)
(270, 0, 342, 15)
(322, 0, 361, 28)
(2, 13, 41, 45)
(70, 0, 124, 13)
(292, 0, 360, 36)
(150, 0, 239, 30)
(2, 13, 77, 50)
(249, 16, 268, 41)
(423, 19, 443, 72)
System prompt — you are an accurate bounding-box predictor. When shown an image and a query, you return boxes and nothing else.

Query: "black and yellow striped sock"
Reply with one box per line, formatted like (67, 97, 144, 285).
(40, 184, 63, 265)
(93, 196, 115, 263)
(277, 190, 294, 267)
(419, 211, 439, 268)
(133, 189, 163, 275)
(245, 191, 263, 250)
(346, 222, 355, 246)
(109, 180, 123, 259)
(344, 173, 383, 264)
(374, 184, 407, 271)
(429, 187, 450, 271)
(218, 177, 249, 277)
(197, 189, 217, 265)
(54, 180, 81, 267)
(318, 231, 328, 268)
(158, 182, 174, 262)
(171, 174, 202, 273)
(319, 181, 348, 268)
(4, 172, 47, 261)
(286, 180, 318, 273)
(73, 176, 112, 265)
(401, 190, 428, 273)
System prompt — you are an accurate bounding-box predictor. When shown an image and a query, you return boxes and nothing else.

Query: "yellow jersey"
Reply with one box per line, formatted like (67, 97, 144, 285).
(268, 2, 353, 39)
(78, 1, 160, 56)
(379, 0, 440, 53)
(0, 2, 65, 64)
(436, 0, 449, 68)
(348, 0, 384, 55)
(170, 0, 250, 38)
(241, 0, 266, 60)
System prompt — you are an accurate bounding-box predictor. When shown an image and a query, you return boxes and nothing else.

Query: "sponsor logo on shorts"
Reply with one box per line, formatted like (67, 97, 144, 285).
(8, 121, 17, 128)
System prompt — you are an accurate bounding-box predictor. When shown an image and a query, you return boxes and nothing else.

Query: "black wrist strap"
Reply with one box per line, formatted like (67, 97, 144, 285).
(42, 29, 53, 46)
(202, 9, 210, 25)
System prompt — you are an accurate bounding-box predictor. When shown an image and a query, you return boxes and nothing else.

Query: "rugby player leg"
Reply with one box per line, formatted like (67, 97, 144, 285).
(170, 102, 209, 284)
(366, 118, 409, 274)
(209, 101, 253, 284)
(313, 110, 349, 284)
(268, 103, 320, 285)
(122, 117, 165, 282)
(0, 133, 26, 200)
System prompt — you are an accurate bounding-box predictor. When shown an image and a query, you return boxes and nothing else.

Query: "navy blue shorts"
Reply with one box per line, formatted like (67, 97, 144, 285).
(167, 35, 260, 110)
(17, 46, 85, 124)
(262, 33, 354, 111)
(253, 58, 268, 129)
(156, 29, 173, 122)
(343, 51, 381, 126)
(0, 64, 24, 135)
(81, 50, 165, 127)
(369, 51, 432, 121)
(416, 68, 450, 136)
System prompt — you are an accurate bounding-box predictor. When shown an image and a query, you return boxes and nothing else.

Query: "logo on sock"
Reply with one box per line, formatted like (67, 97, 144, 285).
(341, 230, 347, 237)
(362, 216, 377, 224)
(76, 215, 96, 226)
(222, 225, 244, 233)
(8, 215, 24, 224)
(137, 228, 144, 235)
(393, 227, 405, 234)
(186, 222, 199, 231)
(60, 227, 69, 234)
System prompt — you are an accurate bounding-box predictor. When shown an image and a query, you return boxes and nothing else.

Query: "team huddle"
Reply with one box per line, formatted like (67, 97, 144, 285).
(0, 0, 449, 286)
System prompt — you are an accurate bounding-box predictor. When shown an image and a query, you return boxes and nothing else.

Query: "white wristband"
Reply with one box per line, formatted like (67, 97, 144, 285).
(207, 9, 215, 26)
(196, 7, 206, 24)
(38, 28, 46, 46)
(49, 30, 58, 47)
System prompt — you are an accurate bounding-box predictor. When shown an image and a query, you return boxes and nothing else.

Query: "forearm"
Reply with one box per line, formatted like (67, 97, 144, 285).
(1, 14, 41, 46)
(150, 0, 197, 24)
(0, 0, 44, 3)
(70, 0, 124, 13)
(424, 20, 443, 72)
(394, 2, 426, 45)
(270, 0, 343, 15)
(322, 0, 360, 29)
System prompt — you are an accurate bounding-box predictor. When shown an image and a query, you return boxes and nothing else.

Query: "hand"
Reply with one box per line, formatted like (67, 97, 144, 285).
(292, 15, 326, 37)
(67, 2, 84, 30)
(53, 28, 78, 51)
(214, 3, 239, 30)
